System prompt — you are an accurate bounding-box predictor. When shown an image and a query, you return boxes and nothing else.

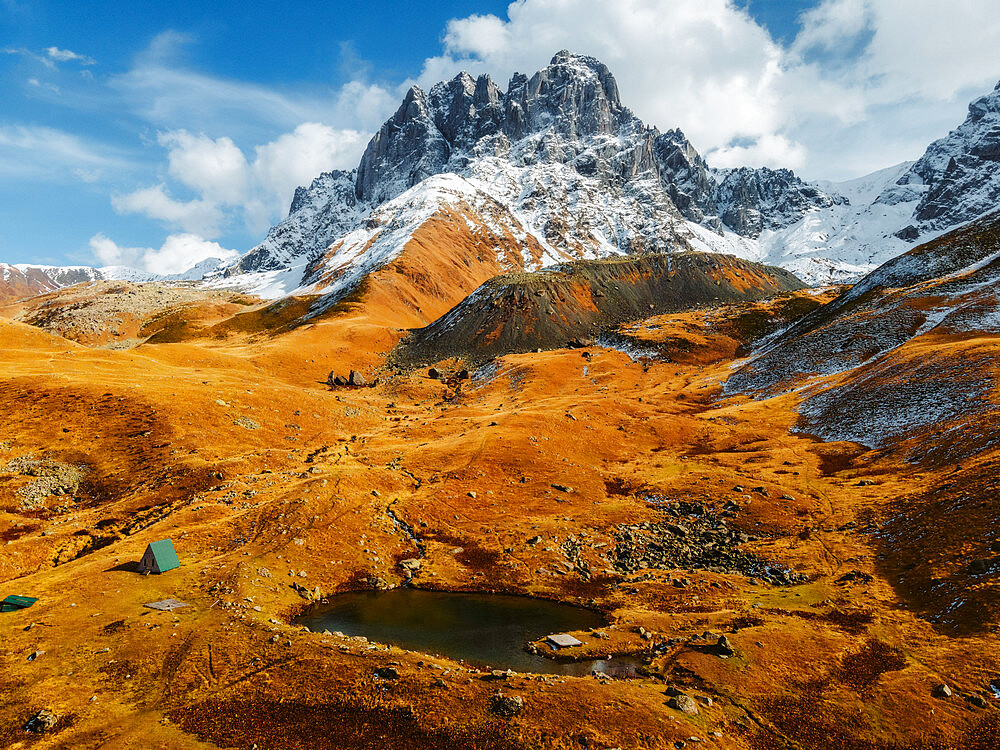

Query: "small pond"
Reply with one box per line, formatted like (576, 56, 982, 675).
(297, 588, 642, 677)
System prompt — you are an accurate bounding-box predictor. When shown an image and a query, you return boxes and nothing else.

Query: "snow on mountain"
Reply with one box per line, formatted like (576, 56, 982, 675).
(219, 51, 840, 298)
(755, 80, 1000, 284)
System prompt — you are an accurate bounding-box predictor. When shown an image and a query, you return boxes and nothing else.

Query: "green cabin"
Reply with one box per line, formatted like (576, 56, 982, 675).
(139, 539, 180, 575)
(1, 595, 38, 612)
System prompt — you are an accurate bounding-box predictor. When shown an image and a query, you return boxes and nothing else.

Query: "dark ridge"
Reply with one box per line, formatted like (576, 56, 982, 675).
(394, 251, 806, 365)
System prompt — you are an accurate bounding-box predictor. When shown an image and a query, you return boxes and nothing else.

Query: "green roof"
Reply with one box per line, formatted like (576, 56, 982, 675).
(148, 539, 180, 572)
(1, 595, 38, 612)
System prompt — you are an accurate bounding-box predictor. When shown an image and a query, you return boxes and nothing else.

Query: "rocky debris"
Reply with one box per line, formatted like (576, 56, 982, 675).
(3, 454, 87, 508)
(836, 570, 874, 585)
(24, 709, 59, 733)
(489, 691, 524, 719)
(933, 683, 953, 698)
(399, 558, 422, 581)
(612, 500, 806, 584)
(233, 416, 260, 430)
(667, 694, 699, 715)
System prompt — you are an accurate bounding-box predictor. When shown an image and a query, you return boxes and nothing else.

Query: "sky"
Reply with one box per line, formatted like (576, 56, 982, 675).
(1, 0, 998, 273)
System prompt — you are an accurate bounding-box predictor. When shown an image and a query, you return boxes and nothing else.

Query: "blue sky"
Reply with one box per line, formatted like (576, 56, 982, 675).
(1, 0, 998, 271)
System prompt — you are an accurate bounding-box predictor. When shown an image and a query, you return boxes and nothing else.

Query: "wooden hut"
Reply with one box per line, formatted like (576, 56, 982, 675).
(139, 539, 180, 574)
(1, 595, 38, 612)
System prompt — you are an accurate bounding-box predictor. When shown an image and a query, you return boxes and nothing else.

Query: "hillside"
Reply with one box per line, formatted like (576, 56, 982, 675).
(399, 252, 805, 363)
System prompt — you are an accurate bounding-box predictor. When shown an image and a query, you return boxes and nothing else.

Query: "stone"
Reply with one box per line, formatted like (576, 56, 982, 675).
(668, 694, 699, 714)
(716, 635, 735, 656)
(968, 558, 995, 575)
(349, 370, 367, 387)
(334, 375, 348, 387)
(458, 369, 470, 380)
(933, 683, 953, 698)
(375, 667, 399, 680)
(24, 709, 58, 733)
(551, 484, 573, 493)
(967, 694, 988, 709)
(428, 368, 440, 379)
(489, 692, 524, 718)
(399, 558, 422, 572)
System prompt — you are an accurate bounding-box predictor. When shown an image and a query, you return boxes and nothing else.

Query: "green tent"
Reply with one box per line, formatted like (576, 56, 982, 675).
(1, 595, 38, 612)
(139, 539, 180, 574)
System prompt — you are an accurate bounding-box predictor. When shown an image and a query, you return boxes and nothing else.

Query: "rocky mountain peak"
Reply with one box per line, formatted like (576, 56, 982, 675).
(229, 50, 848, 293)
(904, 78, 1000, 230)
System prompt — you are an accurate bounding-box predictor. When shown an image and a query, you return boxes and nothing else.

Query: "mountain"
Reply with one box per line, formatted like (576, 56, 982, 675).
(222, 56, 1000, 295)
(8, 56, 1000, 303)
(398, 251, 805, 363)
(754, 80, 1000, 283)
(727, 207, 1000, 451)
(0, 260, 231, 305)
(216, 51, 841, 301)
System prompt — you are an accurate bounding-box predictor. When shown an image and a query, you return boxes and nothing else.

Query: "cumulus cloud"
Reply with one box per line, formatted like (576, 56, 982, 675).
(111, 184, 224, 237)
(113, 123, 365, 236)
(160, 131, 249, 205)
(89, 232, 238, 275)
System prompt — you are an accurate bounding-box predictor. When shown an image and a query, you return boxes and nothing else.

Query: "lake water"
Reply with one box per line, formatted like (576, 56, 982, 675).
(297, 588, 642, 677)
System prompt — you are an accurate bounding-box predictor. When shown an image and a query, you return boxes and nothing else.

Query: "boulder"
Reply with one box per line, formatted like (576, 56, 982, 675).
(24, 709, 58, 733)
(428, 368, 440, 379)
(933, 683, 953, 698)
(349, 370, 367, 387)
(334, 375, 348, 387)
(668, 694, 699, 714)
(489, 691, 524, 718)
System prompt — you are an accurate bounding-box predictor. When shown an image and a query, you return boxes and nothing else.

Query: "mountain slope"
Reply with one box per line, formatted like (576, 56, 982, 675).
(399, 251, 805, 362)
(727, 208, 1000, 444)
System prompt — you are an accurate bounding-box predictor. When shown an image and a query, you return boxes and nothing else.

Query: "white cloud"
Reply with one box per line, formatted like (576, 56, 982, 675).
(111, 184, 224, 237)
(159, 130, 249, 205)
(44, 46, 95, 65)
(709, 134, 808, 170)
(113, 123, 366, 236)
(89, 232, 238, 275)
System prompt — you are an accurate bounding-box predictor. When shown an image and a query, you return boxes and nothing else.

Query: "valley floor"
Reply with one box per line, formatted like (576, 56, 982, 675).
(0, 293, 998, 750)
